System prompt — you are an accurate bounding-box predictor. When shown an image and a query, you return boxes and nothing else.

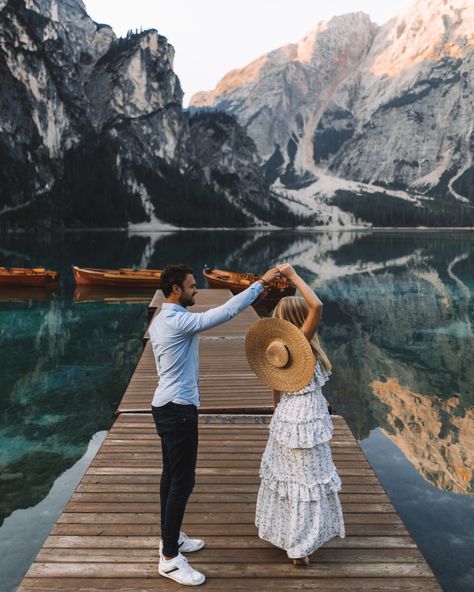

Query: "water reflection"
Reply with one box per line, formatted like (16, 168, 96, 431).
(0, 296, 146, 524)
(72, 286, 155, 304)
(0, 287, 59, 302)
(371, 378, 473, 495)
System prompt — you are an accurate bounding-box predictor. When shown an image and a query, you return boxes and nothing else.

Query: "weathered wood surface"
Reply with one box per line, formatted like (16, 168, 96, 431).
(18, 414, 441, 591)
(117, 340, 273, 414)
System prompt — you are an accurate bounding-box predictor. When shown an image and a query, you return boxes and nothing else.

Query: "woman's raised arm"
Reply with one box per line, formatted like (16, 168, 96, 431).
(277, 263, 323, 341)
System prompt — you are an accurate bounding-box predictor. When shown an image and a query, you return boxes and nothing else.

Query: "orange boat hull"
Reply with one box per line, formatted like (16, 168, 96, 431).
(73, 266, 162, 288)
(0, 267, 60, 287)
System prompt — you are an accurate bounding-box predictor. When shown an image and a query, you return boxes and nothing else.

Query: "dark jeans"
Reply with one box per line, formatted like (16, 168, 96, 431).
(152, 402, 198, 557)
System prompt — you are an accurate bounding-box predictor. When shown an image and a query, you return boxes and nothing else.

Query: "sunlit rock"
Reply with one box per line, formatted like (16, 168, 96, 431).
(191, 0, 474, 225)
(371, 377, 473, 496)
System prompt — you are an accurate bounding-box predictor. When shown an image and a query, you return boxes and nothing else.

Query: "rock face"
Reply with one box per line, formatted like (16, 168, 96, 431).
(191, 0, 474, 226)
(0, 0, 295, 230)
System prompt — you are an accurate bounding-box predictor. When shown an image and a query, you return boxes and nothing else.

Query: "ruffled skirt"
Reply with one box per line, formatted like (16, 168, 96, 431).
(255, 387, 345, 558)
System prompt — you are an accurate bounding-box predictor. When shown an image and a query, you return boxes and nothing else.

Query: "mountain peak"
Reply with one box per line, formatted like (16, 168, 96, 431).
(191, 12, 376, 106)
(294, 11, 376, 65)
(370, 0, 474, 78)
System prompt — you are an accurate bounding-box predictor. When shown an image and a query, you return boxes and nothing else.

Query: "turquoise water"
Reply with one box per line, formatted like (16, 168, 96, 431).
(0, 229, 473, 591)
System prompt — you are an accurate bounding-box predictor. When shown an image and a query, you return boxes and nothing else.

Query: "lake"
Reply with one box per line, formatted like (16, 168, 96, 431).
(0, 229, 473, 591)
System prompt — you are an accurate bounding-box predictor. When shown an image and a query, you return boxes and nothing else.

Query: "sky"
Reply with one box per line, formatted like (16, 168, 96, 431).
(83, 0, 408, 104)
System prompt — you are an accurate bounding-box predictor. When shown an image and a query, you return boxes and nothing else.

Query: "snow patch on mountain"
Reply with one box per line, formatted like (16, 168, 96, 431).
(274, 173, 434, 226)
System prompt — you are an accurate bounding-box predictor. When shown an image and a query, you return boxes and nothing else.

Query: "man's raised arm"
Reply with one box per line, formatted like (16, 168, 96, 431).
(173, 267, 280, 335)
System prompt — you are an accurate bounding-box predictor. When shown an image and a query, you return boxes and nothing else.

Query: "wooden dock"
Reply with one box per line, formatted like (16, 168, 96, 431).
(18, 289, 442, 591)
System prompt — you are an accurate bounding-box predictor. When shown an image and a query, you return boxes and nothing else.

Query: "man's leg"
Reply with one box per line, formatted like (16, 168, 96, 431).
(159, 438, 171, 535)
(153, 403, 198, 558)
(152, 405, 173, 541)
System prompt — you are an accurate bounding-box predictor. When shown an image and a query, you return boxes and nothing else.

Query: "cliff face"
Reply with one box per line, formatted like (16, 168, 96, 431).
(191, 0, 474, 227)
(329, 0, 474, 198)
(192, 12, 376, 173)
(0, 0, 290, 230)
(0, 0, 114, 220)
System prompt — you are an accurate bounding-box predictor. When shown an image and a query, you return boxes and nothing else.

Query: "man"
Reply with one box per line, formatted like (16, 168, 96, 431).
(149, 263, 280, 586)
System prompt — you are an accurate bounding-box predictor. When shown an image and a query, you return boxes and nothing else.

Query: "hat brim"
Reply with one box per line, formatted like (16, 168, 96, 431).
(245, 318, 315, 392)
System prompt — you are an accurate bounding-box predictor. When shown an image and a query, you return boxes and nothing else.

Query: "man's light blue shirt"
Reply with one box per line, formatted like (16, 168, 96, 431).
(149, 281, 264, 408)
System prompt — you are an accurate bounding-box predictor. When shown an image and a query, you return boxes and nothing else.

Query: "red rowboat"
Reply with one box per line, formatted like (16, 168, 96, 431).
(72, 266, 162, 288)
(0, 266, 60, 287)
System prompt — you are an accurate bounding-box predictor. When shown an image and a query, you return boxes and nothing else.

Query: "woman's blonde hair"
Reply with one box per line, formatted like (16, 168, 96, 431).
(272, 296, 332, 373)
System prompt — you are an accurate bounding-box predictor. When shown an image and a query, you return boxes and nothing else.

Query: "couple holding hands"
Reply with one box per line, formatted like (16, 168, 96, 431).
(149, 262, 345, 586)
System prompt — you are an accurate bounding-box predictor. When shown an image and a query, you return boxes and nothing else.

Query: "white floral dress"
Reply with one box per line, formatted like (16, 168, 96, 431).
(255, 361, 345, 558)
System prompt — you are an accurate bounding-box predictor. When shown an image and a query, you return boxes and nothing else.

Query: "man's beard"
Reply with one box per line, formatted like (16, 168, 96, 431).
(179, 294, 194, 307)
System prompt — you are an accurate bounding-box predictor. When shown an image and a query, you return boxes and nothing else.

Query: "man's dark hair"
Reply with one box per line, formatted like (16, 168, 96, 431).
(161, 264, 194, 297)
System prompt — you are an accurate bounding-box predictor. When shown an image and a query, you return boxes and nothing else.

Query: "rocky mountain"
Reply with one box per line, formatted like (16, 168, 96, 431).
(0, 0, 298, 230)
(191, 0, 474, 227)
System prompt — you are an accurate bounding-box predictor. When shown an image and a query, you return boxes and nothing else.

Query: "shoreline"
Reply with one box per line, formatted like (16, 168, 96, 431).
(3, 226, 474, 234)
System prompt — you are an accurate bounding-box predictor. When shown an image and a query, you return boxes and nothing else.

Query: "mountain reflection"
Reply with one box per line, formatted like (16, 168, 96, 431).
(371, 377, 473, 495)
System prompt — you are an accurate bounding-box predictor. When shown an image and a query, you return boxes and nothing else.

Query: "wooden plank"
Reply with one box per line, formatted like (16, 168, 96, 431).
(18, 576, 443, 591)
(50, 523, 413, 537)
(43, 535, 417, 549)
(26, 561, 435, 578)
(36, 548, 424, 563)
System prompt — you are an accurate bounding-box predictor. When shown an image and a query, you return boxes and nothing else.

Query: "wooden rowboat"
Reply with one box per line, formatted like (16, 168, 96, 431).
(72, 266, 162, 288)
(203, 267, 296, 308)
(0, 266, 60, 287)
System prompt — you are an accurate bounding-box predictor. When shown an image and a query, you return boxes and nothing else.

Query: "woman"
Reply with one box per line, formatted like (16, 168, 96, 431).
(255, 263, 345, 565)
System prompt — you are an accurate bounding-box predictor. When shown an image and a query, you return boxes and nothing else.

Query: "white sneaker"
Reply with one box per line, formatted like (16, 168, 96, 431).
(159, 531, 205, 555)
(178, 531, 205, 553)
(158, 552, 206, 586)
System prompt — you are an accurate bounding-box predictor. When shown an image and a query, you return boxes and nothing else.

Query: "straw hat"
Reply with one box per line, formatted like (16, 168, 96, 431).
(245, 318, 315, 392)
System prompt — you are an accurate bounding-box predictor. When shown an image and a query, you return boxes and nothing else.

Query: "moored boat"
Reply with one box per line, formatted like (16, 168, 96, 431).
(0, 266, 60, 287)
(72, 266, 162, 288)
(203, 267, 296, 308)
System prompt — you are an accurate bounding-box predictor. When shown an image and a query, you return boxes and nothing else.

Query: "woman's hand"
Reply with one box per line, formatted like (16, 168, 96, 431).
(276, 263, 297, 280)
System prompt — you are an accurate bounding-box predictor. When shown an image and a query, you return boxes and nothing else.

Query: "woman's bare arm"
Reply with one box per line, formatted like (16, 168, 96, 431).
(273, 389, 281, 409)
(277, 264, 323, 341)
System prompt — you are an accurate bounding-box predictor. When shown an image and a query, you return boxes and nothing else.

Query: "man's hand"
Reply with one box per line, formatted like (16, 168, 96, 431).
(276, 263, 297, 280)
(259, 267, 280, 285)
